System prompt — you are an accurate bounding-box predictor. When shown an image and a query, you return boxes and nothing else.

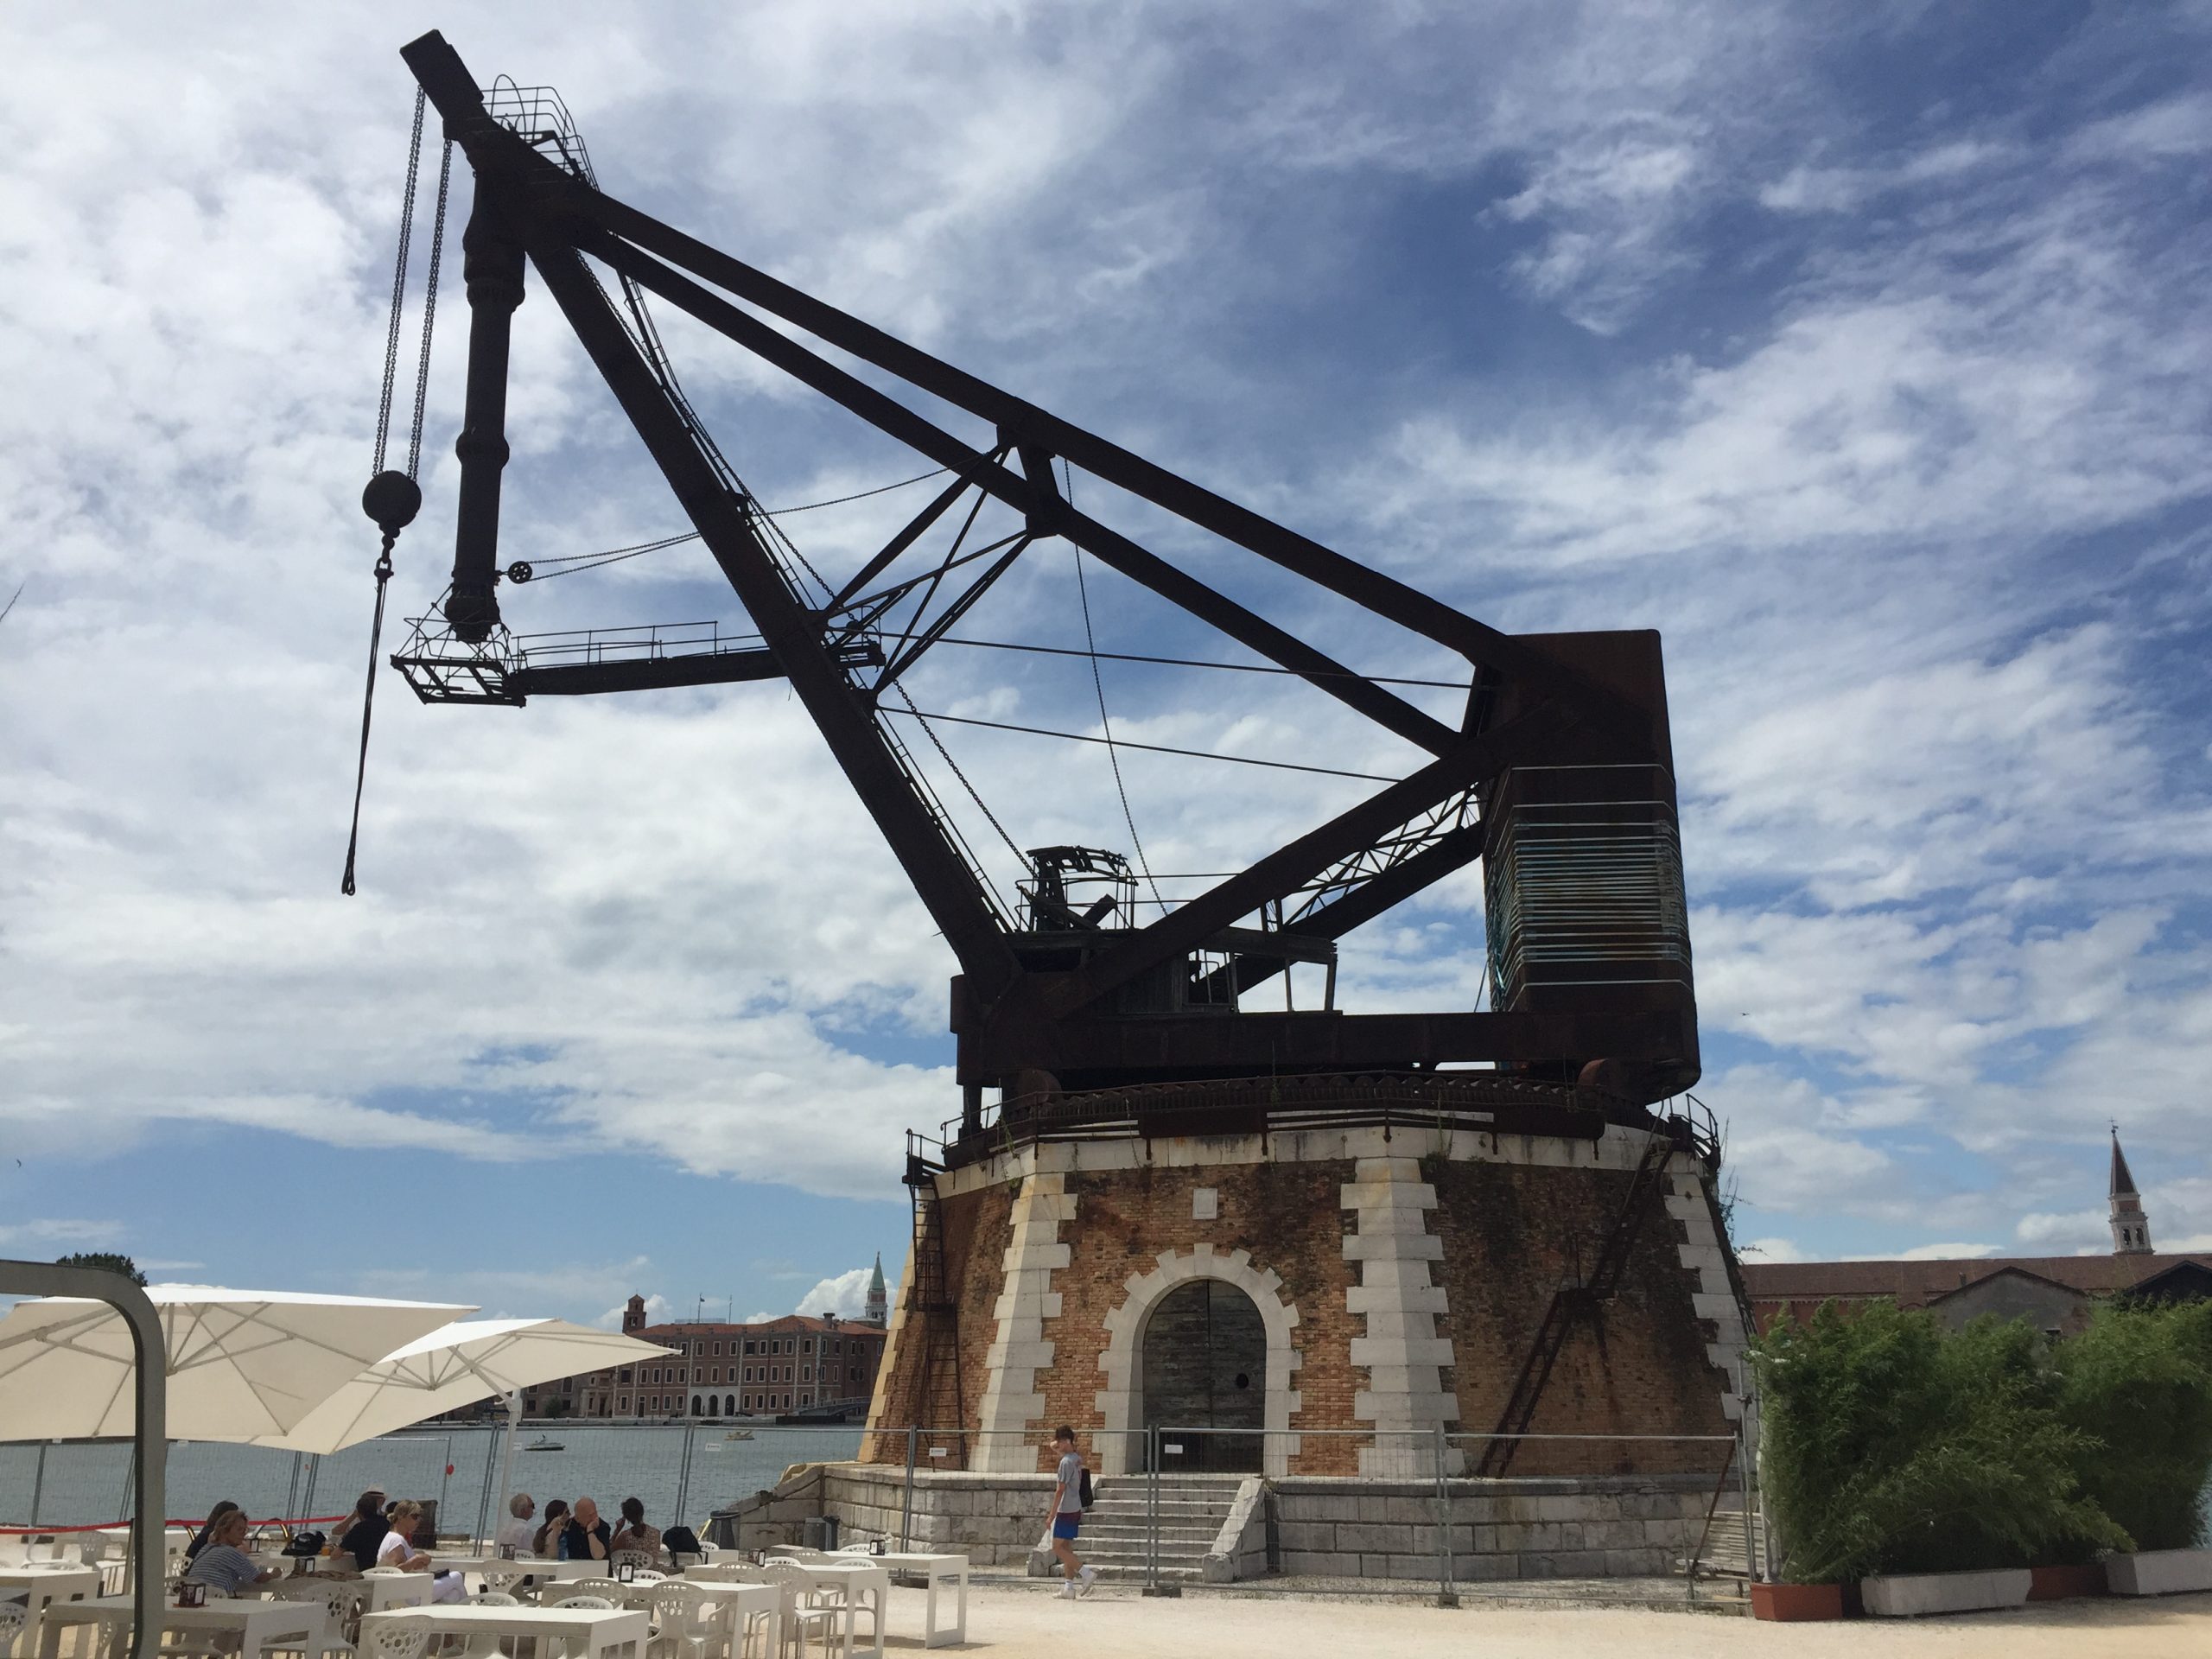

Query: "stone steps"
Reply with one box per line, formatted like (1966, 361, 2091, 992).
(1032, 1476, 1243, 1582)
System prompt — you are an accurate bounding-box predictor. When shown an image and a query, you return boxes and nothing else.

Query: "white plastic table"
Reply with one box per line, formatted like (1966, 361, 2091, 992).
(36, 1594, 315, 1659)
(870, 1554, 969, 1649)
(620, 1580, 779, 1658)
(360, 1602, 649, 1659)
(0, 1566, 100, 1658)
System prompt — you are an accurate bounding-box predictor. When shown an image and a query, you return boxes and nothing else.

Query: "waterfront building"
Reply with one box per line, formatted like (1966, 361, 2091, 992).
(1742, 1128, 2211, 1338)
(518, 1294, 889, 1421)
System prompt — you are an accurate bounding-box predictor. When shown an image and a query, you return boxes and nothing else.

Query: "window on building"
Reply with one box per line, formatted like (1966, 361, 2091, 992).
(803, 1365, 812, 1382)
(802, 1338, 813, 1355)
(743, 1340, 754, 1355)
(619, 1395, 630, 1412)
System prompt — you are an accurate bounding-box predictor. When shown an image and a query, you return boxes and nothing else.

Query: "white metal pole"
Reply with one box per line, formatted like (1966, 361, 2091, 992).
(493, 1391, 522, 1537)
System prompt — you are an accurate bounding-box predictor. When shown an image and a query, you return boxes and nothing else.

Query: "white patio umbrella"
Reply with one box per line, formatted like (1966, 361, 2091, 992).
(251, 1318, 671, 1538)
(0, 1285, 475, 1442)
(251, 1319, 668, 1453)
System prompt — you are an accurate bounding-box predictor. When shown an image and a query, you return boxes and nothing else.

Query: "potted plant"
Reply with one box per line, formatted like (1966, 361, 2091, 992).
(2055, 1301, 2212, 1597)
(1751, 1304, 2126, 1618)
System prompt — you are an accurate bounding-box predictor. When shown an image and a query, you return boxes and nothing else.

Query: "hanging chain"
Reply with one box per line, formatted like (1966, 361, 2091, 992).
(344, 92, 449, 897)
(372, 91, 428, 477)
(406, 136, 453, 481)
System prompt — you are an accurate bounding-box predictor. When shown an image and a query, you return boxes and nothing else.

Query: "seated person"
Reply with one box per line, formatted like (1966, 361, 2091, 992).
(377, 1500, 466, 1604)
(561, 1497, 612, 1564)
(608, 1497, 663, 1567)
(495, 1493, 537, 1556)
(531, 1499, 569, 1558)
(182, 1509, 281, 1597)
(332, 1490, 389, 1572)
(182, 1501, 242, 1565)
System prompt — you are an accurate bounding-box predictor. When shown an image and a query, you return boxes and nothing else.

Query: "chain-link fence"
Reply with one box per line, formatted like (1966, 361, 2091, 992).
(6, 1417, 1765, 1605)
(0, 1421, 865, 1546)
(700, 1421, 1764, 1606)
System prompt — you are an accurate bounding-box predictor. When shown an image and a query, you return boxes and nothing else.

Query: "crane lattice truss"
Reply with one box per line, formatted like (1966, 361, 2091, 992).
(395, 31, 1700, 1136)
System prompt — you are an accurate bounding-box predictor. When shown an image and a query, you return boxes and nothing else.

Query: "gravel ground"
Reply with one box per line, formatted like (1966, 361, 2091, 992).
(901, 1581, 2212, 1657)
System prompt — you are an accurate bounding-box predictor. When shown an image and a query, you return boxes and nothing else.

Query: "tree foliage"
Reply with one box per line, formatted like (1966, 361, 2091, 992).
(1749, 1301, 2126, 1582)
(55, 1251, 147, 1285)
(2053, 1300, 2212, 1552)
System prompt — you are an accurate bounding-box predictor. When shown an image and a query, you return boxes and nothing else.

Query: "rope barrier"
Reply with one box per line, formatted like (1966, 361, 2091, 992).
(0, 1514, 350, 1535)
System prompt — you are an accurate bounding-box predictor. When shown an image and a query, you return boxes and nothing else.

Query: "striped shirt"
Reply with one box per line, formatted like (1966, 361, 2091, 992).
(182, 1543, 259, 1596)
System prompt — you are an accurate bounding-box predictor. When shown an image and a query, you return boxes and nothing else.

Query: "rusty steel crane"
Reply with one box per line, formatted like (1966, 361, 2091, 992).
(365, 29, 1700, 1149)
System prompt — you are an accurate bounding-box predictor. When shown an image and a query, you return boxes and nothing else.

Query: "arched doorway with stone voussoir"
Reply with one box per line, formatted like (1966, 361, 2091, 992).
(1093, 1245, 1303, 1478)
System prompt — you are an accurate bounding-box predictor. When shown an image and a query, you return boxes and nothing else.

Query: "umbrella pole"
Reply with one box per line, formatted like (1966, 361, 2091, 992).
(473, 1421, 499, 1548)
(493, 1390, 521, 1537)
(437, 1436, 453, 1542)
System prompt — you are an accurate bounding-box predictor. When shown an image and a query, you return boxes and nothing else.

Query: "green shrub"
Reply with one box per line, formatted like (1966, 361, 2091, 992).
(2053, 1300, 2212, 1552)
(1750, 1301, 2126, 1582)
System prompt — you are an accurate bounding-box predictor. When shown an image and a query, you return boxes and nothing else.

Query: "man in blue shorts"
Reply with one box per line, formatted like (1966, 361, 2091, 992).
(1045, 1425, 1097, 1598)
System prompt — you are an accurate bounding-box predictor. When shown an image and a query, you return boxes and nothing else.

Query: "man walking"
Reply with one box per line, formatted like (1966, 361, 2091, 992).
(1044, 1425, 1097, 1598)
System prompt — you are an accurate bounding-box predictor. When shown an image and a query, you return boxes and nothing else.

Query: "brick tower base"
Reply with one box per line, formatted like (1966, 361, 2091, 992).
(860, 1081, 1750, 1485)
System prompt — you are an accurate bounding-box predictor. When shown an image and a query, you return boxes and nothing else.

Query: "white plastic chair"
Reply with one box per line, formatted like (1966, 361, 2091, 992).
(609, 1551, 654, 1578)
(566, 1580, 623, 1606)
(643, 1581, 711, 1659)
(753, 1565, 843, 1659)
(549, 1598, 613, 1610)
(365, 1626, 428, 1659)
(0, 1603, 29, 1659)
(268, 1580, 361, 1659)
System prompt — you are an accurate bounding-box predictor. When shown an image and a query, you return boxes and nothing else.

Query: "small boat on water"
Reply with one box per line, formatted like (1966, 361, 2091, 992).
(524, 1435, 565, 1452)
(709, 1429, 753, 1446)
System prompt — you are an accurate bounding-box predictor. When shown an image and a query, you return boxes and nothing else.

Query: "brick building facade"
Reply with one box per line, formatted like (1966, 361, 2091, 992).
(1740, 1130, 2211, 1338)
(522, 1284, 888, 1420)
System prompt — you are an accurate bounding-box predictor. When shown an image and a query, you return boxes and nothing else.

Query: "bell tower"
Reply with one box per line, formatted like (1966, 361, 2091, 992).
(864, 1255, 887, 1326)
(2109, 1128, 2152, 1255)
(621, 1292, 649, 1334)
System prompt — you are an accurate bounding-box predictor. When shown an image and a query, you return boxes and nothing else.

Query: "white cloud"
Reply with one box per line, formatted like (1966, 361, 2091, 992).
(0, 1218, 126, 1249)
(793, 1267, 888, 1320)
(0, 3, 2205, 1297)
(1890, 1243, 2002, 1262)
(1740, 1236, 1809, 1263)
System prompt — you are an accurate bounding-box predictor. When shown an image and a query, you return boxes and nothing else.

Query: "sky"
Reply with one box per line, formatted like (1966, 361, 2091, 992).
(3, 1, 2209, 1328)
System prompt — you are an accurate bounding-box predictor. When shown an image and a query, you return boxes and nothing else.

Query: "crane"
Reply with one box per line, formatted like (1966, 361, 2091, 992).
(374, 30, 1700, 1146)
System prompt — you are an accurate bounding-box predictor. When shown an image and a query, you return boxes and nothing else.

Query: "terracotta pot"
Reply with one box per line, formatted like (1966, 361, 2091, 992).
(2027, 1563, 2107, 1601)
(1750, 1580, 1847, 1621)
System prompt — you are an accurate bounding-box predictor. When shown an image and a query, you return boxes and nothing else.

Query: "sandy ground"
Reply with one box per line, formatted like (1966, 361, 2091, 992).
(874, 1582, 2212, 1657)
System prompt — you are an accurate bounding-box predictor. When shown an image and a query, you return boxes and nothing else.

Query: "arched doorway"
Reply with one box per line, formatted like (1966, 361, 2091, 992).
(1141, 1278, 1266, 1471)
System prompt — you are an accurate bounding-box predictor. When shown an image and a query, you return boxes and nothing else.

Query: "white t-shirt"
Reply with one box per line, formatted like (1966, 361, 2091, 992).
(494, 1516, 534, 1554)
(376, 1531, 415, 1568)
(1055, 1452, 1084, 1514)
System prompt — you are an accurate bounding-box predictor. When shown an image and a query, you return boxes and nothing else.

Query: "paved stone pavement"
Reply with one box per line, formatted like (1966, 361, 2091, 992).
(914, 1580, 2211, 1657)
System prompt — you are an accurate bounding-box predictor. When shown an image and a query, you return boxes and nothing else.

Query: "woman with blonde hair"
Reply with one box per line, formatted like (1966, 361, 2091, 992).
(377, 1500, 466, 1602)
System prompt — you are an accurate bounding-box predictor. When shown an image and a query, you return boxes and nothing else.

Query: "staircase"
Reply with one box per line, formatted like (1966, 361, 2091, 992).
(1063, 1475, 1245, 1582)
